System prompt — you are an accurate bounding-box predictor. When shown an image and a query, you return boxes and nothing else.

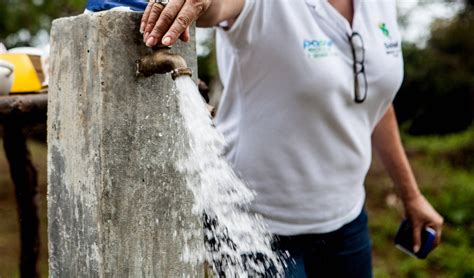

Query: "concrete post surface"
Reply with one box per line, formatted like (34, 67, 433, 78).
(48, 11, 202, 277)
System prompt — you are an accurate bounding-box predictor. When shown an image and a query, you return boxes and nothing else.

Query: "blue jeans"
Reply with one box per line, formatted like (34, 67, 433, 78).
(274, 209, 373, 278)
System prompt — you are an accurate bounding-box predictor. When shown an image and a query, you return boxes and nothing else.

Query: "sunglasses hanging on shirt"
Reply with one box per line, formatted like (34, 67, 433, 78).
(349, 32, 368, 103)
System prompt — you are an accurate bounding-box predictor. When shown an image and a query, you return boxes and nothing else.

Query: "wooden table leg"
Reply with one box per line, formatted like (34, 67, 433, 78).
(3, 123, 40, 278)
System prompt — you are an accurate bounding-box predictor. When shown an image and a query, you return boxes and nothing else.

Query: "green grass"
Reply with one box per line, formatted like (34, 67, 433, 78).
(402, 127, 474, 154)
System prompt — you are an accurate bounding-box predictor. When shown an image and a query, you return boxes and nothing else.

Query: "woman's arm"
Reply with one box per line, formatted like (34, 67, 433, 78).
(140, 0, 244, 47)
(197, 0, 244, 27)
(372, 104, 444, 253)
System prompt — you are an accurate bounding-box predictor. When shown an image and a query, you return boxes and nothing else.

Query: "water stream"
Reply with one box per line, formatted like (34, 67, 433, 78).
(174, 76, 284, 277)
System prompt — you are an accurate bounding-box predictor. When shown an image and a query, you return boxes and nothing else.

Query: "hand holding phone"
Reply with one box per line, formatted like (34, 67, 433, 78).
(394, 219, 436, 259)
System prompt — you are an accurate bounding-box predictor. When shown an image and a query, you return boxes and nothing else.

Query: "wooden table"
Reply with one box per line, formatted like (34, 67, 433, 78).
(0, 93, 47, 278)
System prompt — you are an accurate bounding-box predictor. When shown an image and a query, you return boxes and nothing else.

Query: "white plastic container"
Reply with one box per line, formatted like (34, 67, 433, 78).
(0, 60, 14, 96)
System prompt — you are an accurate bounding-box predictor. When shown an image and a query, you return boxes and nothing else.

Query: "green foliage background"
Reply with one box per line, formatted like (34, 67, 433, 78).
(0, 0, 86, 47)
(395, 5, 474, 135)
(0, 1, 473, 277)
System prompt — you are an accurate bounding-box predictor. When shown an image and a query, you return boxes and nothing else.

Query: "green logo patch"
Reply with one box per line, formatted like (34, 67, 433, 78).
(378, 22, 391, 38)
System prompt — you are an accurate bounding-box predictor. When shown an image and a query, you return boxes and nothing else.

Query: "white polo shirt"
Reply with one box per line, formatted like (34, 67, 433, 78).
(215, 0, 404, 235)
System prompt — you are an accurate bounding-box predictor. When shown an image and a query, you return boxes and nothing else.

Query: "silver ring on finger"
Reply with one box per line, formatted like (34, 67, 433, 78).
(153, 0, 169, 7)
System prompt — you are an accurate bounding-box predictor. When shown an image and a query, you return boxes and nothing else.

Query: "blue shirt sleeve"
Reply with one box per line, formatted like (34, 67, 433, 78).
(86, 0, 148, 12)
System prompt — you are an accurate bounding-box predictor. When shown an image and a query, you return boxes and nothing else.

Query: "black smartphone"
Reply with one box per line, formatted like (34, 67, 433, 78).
(394, 219, 436, 259)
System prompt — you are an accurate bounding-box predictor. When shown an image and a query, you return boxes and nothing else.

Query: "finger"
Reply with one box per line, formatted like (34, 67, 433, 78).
(433, 224, 443, 247)
(144, 3, 166, 43)
(179, 26, 190, 42)
(144, 3, 166, 41)
(148, 0, 185, 47)
(140, 2, 153, 34)
(434, 229, 442, 248)
(162, 5, 197, 46)
(412, 224, 422, 254)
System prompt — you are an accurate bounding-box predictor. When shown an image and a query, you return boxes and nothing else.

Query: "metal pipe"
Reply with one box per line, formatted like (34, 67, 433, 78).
(136, 48, 192, 80)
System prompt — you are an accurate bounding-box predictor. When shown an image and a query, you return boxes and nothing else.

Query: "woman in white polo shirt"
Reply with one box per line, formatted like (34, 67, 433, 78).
(141, 0, 444, 276)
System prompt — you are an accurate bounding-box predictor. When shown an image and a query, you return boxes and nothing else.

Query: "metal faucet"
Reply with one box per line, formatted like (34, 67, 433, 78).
(136, 47, 192, 80)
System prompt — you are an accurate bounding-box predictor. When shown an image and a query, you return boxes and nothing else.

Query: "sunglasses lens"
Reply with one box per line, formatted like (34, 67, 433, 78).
(351, 34, 365, 63)
(355, 71, 367, 102)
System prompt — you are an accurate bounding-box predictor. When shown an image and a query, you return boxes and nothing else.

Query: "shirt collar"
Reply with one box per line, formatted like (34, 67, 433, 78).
(305, 0, 327, 17)
(305, 0, 362, 33)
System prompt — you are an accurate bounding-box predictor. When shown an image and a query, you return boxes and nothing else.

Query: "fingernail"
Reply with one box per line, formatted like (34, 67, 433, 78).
(414, 245, 420, 253)
(162, 36, 172, 46)
(143, 32, 150, 42)
(146, 37, 156, 47)
(140, 23, 145, 34)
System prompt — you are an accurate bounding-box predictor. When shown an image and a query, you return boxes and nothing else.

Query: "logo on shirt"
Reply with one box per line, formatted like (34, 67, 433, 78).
(378, 22, 401, 57)
(378, 22, 391, 39)
(304, 39, 338, 59)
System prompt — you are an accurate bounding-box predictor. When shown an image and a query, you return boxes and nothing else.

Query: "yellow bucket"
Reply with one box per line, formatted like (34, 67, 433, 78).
(0, 53, 43, 93)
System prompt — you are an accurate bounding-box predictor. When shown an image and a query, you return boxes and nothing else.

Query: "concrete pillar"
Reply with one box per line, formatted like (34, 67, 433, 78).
(48, 11, 202, 277)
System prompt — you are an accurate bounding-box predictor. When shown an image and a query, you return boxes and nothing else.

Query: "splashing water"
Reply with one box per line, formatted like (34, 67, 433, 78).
(174, 76, 284, 277)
